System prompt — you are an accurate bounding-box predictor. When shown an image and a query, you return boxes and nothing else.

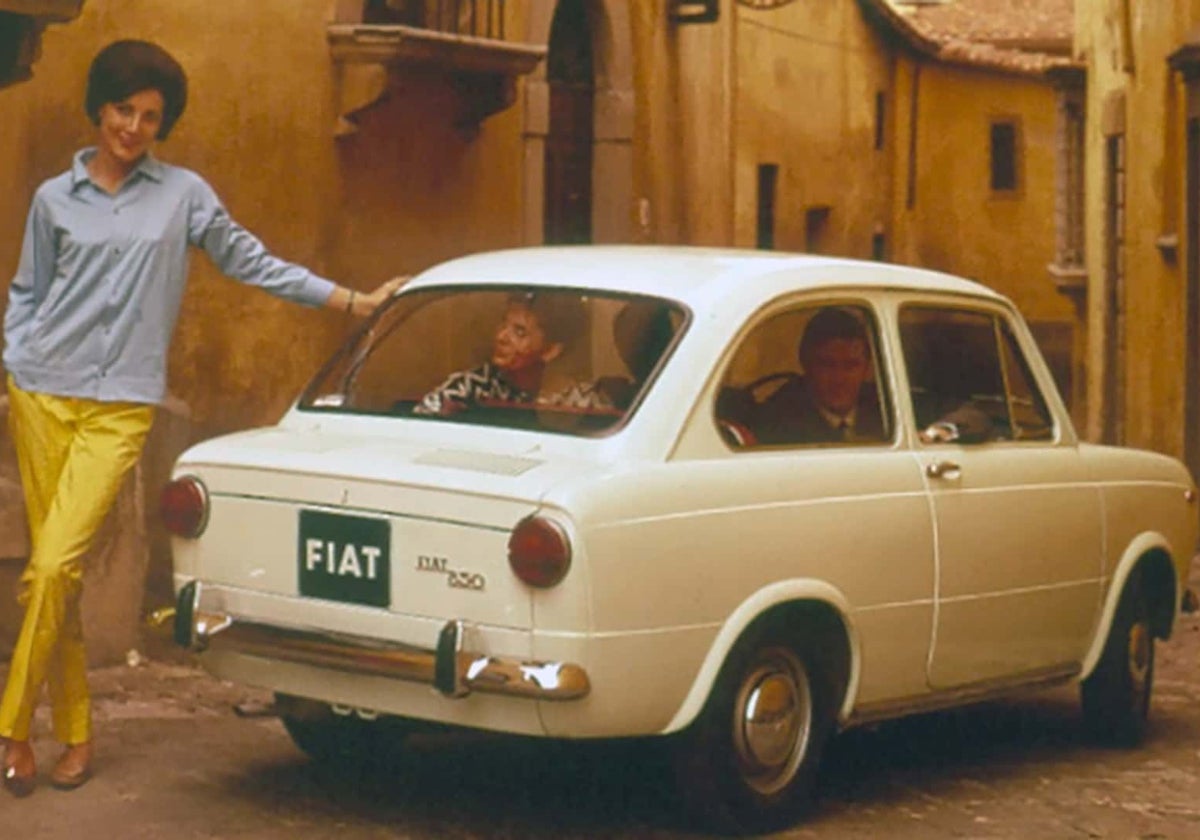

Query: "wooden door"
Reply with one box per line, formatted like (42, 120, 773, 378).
(544, 0, 594, 245)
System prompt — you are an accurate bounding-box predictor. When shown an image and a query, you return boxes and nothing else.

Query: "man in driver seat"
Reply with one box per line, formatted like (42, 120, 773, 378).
(755, 306, 885, 445)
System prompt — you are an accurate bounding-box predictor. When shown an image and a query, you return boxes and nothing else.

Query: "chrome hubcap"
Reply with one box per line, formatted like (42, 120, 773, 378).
(732, 648, 812, 795)
(1128, 620, 1152, 690)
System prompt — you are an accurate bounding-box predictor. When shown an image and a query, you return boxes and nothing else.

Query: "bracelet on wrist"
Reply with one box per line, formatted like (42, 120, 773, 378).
(345, 289, 356, 314)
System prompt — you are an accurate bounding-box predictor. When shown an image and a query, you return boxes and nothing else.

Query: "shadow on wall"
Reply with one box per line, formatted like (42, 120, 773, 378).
(332, 72, 516, 270)
(0, 393, 193, 666)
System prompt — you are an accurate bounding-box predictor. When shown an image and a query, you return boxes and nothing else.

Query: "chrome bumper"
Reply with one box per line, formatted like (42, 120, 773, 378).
(151, 581, 590, 702)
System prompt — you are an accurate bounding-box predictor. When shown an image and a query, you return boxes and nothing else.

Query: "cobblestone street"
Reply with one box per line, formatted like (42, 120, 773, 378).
(3, 591, 1200, 839)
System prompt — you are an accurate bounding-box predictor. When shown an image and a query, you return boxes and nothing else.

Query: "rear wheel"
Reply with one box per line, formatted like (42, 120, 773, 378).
(1081, 574, 1155, 746)
(675, 629, 833, 834)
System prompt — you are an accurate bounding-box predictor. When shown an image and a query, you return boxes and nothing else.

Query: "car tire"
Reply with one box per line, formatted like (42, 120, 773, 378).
(674, 627, 833, 834)
(1081, 573, 1155, 747)
(277, 695, 413, 767)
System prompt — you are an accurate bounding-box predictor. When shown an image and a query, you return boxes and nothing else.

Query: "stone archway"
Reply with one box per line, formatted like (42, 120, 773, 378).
(523, 0, 634, 245)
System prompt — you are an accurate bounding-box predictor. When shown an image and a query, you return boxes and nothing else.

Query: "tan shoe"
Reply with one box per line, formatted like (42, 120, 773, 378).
(50, 742, 91, 791)
(2, 738, 36, 797)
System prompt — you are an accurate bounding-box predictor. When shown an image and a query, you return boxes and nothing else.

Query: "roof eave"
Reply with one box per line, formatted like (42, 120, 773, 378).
(857, 0, 941, 58)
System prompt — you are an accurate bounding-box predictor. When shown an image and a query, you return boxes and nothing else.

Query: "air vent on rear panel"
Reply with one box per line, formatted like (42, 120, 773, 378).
(413, 449, 542, 476)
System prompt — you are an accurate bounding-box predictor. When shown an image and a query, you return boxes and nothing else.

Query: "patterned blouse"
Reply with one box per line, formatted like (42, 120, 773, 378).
(414, 363, 530, 416)
(414, 364, 618, 416)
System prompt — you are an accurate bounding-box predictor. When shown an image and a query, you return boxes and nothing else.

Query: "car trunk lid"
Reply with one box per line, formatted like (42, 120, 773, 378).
(171, 427, 591, 630)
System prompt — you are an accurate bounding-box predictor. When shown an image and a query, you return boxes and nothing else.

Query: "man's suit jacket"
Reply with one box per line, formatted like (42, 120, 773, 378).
(752, 376, 886, 446)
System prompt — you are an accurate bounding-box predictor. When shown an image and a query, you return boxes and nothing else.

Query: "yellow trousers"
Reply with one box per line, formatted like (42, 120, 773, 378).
(0, 378, 154, 744)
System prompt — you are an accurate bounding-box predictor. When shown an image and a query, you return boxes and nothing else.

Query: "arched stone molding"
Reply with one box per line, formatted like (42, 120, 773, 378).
(523, 0, 635, 244)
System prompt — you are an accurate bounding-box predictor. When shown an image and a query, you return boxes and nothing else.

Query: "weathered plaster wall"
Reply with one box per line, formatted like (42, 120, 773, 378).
(890, 62, 1071, 326)
(0, 0, 528, 443)
(626, 2, 733, 247)
(628, 0, 894, 256)
(732, 0, 893, 256)
(627, 2, 684, 246)
(1077, 0, 1197, 453)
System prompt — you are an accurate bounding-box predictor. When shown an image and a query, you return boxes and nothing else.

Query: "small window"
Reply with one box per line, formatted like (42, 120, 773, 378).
(875, 91, 887, 151)
(990, 119, 1020, 192)
(805, 205, 831, 254)
(899, 306, 1053, 444)
(998, 321, 1054, 440)
(871, 230, 887, 261)
(715, 303, 892, 449)
(756, 164, 778, 250)
(363, 0, 423, 25)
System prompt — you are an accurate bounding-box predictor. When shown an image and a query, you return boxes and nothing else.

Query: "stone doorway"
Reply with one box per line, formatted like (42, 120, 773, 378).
(524, 1, 634, 245)
(544, 0, 594, 244)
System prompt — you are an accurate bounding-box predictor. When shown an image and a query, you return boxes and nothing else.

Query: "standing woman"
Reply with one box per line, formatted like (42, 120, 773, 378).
(0, 39, 403, 796)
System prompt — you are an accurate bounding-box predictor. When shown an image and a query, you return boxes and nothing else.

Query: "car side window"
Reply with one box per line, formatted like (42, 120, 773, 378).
(715, 303, 892, 449)
(899, 306, 1053, 444)
(998, 319, 1054, 440)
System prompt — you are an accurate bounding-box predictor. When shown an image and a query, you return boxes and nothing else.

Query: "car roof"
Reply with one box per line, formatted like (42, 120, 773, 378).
(407, 245, 1006, 309)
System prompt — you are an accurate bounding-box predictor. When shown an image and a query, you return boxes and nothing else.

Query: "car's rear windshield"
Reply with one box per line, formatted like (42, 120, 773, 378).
(299, 286, 686, 436)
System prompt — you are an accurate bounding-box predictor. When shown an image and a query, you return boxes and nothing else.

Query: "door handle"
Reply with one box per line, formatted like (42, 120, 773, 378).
(925, 460, 962, 479)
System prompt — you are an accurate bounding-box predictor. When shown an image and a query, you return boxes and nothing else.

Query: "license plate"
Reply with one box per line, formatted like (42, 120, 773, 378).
(298, 510, 391, 607)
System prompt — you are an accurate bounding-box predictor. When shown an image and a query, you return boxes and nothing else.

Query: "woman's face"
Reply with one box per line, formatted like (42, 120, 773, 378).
(491, 303, 558, 374)
(96, 88, 164, 168)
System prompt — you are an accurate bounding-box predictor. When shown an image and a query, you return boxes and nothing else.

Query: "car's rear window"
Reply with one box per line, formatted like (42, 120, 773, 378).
(299, 287, 685, 436)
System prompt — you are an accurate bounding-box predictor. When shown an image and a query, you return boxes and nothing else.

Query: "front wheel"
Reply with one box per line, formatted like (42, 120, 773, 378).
(675, 630, 833, 834)
(1081, 575, 1155, 746)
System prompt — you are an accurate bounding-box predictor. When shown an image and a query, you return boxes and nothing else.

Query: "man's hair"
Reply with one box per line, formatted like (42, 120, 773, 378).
(798, 306, 868, 365)
(511, 292, 587, 347)
(614, 301, 675, 381)
(86, 40, 188, 140)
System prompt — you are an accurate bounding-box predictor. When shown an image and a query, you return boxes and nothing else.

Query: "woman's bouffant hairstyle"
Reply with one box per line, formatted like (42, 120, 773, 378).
(85, 40, 188, 140)
(510, 292, 588, 349)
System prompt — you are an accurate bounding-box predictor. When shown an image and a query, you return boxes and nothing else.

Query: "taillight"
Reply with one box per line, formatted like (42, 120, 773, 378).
(508, 515, 572, 588)
(160, 475, 209, 538)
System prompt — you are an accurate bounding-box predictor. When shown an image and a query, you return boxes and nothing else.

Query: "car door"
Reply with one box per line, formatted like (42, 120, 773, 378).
(897, 303, 1104, 689)
(707, 298, 937, 705)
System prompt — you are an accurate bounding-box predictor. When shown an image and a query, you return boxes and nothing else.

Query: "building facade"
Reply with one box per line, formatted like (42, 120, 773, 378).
(0, 0, 1079, 658)
(880, 0, 1082, 416)
(1077, 2, 1200, 486)
(0, 0, 1080, 436)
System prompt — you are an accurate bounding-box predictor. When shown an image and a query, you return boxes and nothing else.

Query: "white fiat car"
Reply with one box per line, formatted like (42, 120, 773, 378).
(159, 246, 1197, 833)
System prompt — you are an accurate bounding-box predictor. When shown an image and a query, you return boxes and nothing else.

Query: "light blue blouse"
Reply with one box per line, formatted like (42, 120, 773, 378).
(3, 148, 336, 404)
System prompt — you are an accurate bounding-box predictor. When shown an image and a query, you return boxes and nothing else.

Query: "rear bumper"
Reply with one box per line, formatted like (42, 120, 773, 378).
(154, 580, 590, 702)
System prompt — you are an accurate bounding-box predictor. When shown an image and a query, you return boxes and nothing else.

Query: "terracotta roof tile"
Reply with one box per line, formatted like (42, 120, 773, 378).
(892, 0, 1073, 49)
(876, 0, 1078, 77)
(937, 38, 1072, 74)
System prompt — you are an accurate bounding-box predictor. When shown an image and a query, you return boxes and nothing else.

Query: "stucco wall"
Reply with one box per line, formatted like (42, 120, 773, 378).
(1077, 0, 1198, 454)
(0, 1, 1082, 440)
(890, 62, 1072, 326)
(732, 0, 893, 256)
(0, 0, 528, 443)
(625, 2, 733, 247)
(628, 0, 896, 257)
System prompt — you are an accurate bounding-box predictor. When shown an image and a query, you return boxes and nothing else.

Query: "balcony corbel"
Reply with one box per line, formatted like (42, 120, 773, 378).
(0, 0, 84, 89)
(327, 23, 545, 137)
(1047, 260, 1088, 315)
